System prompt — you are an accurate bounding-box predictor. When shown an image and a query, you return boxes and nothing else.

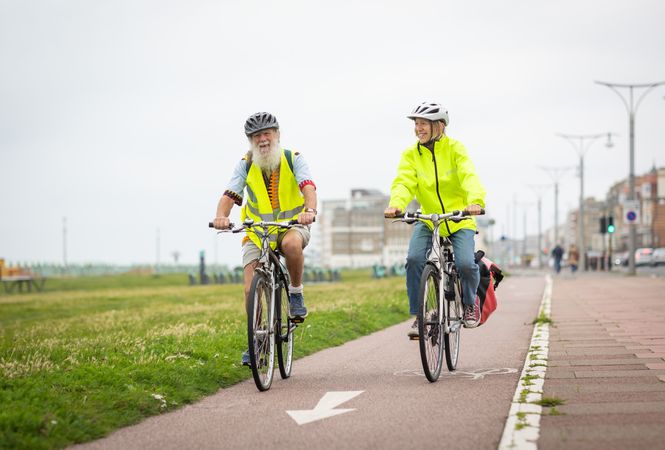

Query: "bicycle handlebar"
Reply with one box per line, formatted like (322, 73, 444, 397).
(388, 209, 485, 222)
(208, 217, 314, 231)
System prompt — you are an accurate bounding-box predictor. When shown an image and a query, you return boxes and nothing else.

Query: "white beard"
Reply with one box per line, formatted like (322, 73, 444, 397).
(250, 141, 281, 172)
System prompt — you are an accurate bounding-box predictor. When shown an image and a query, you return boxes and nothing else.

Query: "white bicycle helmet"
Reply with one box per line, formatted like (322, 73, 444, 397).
(407, 102, 449, 126)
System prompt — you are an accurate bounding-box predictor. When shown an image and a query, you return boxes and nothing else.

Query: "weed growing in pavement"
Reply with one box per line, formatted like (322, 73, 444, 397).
(548, 407, 563, 416)
(534, 397, 565, 407)
(529, 363, 547, 368)
(0, 270, 409, 449)
(532, 312, 553, 325)
(514, 412, 530, 430)
(521, 374, 540, 386)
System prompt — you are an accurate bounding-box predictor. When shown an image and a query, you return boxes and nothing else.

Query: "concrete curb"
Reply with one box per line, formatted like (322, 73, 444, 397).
(498, 274, 552, 450)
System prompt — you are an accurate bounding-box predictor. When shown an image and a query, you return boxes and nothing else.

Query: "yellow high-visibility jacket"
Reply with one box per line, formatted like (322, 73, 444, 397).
(389, 135, 486, 236)
(241, 150, 304, 250)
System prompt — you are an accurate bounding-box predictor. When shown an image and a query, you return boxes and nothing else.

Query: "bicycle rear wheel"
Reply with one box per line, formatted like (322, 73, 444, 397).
(418, 264, 444, 382)
(275, 275, 294, 379)
(247, 273, 275, 391)
(444, 274, 462, 371)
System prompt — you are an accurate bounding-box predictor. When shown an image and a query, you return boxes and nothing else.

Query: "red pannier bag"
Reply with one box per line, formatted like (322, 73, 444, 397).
(474, 251, 504, 326)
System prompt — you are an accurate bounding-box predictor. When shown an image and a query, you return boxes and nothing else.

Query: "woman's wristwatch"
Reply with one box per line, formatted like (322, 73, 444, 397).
(303, 208, 317, 215)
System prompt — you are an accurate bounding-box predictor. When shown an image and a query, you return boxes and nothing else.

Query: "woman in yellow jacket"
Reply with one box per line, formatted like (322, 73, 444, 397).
(384, 102, 486, 336)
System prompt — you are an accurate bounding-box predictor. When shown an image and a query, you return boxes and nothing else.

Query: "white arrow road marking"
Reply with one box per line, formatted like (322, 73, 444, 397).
(286, 391, 364, 425)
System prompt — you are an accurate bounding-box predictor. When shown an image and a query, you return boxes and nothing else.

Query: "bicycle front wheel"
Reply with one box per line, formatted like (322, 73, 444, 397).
(444, 275, 462, 371)
(247, 273, 275, 391)
(418, 263, 444, 382)
(275, 275, 294, 379)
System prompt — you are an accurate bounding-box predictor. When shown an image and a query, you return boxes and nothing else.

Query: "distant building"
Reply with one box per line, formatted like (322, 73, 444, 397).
(606, 166, 665, 251)
(319, 189, 416, 268)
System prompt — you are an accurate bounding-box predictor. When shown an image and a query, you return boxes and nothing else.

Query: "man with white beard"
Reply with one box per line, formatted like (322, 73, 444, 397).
(213, 112, 317, 366)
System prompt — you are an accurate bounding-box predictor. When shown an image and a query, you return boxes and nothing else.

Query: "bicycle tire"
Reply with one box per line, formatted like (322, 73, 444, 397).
(275, 273, 294, 379)
(444, 274, 462, 371)
(247, 272, 275, 391)
(418, 263, 444, 382)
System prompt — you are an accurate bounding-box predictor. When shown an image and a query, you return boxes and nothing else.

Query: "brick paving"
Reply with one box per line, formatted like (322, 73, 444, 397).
(538, 272, 665, 450)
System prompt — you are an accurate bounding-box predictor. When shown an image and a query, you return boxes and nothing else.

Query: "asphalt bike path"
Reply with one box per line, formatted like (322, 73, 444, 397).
(73, 274, 545, 450)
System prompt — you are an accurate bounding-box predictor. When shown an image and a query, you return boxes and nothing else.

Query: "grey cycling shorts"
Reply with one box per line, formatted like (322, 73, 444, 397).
(241, 225, 311, 267)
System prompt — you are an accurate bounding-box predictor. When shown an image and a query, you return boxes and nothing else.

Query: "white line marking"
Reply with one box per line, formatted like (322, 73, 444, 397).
(286, 391, 364, 425)
(498, 274, 552, 450)
(393, 367, 517, 379)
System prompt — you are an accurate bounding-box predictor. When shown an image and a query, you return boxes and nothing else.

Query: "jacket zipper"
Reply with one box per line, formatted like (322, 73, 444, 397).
(428, 144, 453, 235)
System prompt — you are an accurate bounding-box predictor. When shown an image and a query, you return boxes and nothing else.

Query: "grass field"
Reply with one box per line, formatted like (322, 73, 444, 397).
(0, 271, 408, 449)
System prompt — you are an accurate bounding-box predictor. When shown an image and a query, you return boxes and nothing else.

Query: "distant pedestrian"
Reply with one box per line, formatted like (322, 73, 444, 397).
(552, 244, 564, 274)
(568, 244, 580, 273)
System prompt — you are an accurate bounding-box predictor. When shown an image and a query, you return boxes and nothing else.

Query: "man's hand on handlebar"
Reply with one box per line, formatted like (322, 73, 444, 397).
(297, 211, 316, 225)
(464, 204, 483, 216)
(384, 206, 402, 218)
(212, 216, 231, 230)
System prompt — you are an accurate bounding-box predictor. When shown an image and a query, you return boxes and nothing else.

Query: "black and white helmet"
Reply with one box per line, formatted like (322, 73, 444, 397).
(244, 112, 279, 136)
(407, 102, 449, 126)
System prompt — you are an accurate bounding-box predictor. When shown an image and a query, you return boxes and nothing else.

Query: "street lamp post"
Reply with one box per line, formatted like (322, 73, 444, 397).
(556, 133, 614, 271)
(518, 203, 532, 267)
(529, 185, 549, 269)
(595, 80, 665, 275)
(540, 166, 571, 248)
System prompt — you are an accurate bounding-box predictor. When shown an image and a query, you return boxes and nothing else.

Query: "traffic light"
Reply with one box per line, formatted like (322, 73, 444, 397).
(599, 216, 607, 234)
(607, 216, 615, 234)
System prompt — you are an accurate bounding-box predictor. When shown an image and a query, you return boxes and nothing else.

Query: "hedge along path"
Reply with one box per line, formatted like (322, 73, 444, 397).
(498, 274, 552, 450)
(0, 273, 409, 450)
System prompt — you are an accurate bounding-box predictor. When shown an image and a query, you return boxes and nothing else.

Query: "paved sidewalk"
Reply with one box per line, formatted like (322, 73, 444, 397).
(539, 272, 665, 450)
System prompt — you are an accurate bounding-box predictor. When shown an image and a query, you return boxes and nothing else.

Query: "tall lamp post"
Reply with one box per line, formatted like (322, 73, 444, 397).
(556, 132, 614, 271)
(529, 184, 550, 269)
(517, 202, 532, 267)
(595, 80, 665, 275)
(540, 166, 571, 247)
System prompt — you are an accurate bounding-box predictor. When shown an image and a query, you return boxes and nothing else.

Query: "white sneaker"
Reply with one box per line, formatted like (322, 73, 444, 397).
(407, 318, 418, 338)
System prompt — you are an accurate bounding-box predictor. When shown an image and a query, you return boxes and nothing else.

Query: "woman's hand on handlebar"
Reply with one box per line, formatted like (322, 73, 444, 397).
(464, 204, 484, 216)
(212, 216, 231, 230)
(384, 206, 402, 218)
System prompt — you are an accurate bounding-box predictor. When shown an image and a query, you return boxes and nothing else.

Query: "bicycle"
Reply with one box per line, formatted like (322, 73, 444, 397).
(393, 209, 483, 382)
(209, 218, 302, 391)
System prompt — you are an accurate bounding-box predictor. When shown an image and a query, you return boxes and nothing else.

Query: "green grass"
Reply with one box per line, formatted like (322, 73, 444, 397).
(0, 271, 409, 449)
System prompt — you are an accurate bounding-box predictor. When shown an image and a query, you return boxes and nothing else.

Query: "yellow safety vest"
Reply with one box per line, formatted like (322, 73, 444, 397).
(241, 150, 304, 249)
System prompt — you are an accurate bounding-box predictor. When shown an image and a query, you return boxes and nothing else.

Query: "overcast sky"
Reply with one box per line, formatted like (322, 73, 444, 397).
(1, 0, 664, 267)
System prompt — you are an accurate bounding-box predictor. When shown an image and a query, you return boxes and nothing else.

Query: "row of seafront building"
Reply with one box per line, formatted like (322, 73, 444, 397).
(307, 166, 665, 270)
(493, 166, 665, 268)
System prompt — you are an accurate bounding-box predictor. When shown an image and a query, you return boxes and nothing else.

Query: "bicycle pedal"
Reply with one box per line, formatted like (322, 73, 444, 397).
(409, 335, 419, 341)
(291, 316, 305, 324)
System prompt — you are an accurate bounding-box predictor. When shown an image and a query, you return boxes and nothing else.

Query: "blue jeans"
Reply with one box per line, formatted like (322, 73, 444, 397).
(405, 222, 479, 314)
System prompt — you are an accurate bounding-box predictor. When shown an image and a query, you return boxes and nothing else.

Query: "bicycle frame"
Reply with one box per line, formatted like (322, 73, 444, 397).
(212, 218, 297, 390)
(417, 213, 464, 335)
(233, 219, 294, 335)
